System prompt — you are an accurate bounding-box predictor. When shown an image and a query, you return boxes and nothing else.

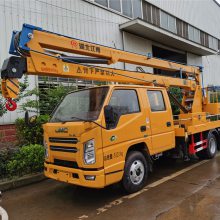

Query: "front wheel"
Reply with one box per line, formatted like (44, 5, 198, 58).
(122, 151, 148, 194)
(197, 133, 217, 159)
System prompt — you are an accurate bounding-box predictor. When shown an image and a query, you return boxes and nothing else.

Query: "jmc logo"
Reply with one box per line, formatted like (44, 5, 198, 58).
(55, 127, 68, 133)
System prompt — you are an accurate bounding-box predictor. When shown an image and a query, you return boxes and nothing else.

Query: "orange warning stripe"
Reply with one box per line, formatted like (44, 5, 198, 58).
(1, 79, 19, 99)
(6, 85, 18, 96)
(8, 79, 19, 89)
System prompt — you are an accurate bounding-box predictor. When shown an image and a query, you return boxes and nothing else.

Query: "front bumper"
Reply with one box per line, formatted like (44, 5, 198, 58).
(44, 163, 105, 188)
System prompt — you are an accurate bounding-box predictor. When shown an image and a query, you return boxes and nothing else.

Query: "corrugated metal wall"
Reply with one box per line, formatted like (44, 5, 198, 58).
(144, 0, 220, 86)
(146, 0, 220, 39)
(123, 32, 154, 74)
(0, 0, 129, 124)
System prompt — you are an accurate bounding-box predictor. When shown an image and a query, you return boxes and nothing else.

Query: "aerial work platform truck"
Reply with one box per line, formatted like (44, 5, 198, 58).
(1, 24, 220, 193)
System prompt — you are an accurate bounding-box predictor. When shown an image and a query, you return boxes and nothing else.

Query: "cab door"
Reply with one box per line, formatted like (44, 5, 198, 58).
(146, 88, 175, 153)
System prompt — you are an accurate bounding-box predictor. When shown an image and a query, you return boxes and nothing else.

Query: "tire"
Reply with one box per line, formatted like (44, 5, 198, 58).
(197, 132, 217, 159)
(122, 151, 148, 194)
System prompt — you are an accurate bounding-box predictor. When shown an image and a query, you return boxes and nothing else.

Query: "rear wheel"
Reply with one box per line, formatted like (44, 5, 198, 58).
(197, 132, 217, 159)
(122, 151, 148, 194)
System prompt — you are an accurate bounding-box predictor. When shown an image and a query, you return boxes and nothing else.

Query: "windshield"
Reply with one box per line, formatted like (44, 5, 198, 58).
(51, 87, 109, 122)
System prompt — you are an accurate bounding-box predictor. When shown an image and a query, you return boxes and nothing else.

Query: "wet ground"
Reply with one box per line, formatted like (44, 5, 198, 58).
(1, 155, 220, 220)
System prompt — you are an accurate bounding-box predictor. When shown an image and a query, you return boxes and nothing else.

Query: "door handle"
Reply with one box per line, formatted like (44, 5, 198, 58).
(140, 125, 146, 132)
(166, 122, 171, 127)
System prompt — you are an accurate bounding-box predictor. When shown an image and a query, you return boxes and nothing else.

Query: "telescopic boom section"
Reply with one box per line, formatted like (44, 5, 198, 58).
(11, 24, 200, 74)
(1, 24, 201, 105)
(25, 29, 200, 74)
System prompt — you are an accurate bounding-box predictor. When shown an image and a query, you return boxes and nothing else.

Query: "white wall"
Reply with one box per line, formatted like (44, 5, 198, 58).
(123, 32, 153, 73)
(187, 53, 202, 67)
(202, 55, 220, 86)
(186, 52, 220, 87)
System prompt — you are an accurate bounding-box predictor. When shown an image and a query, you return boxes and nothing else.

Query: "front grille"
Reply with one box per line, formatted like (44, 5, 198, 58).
(53, 159, 78, 169)
(50, 146, 77, 153)
(49, 137, 78, 144)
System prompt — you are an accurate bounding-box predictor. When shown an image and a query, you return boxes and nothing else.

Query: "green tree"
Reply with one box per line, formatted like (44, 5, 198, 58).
(20, 83, 76, 115)
(169, 87, 183, 115)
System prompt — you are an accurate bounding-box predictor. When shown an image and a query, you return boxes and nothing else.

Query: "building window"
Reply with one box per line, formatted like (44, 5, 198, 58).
(188, 25, 200, 44)
(168, 15, 176, 33)
(160, 11, 176, 33)
(194, 28, 200, 44)
(152, 5, 160, 26)
(209, 36, 218, 50)
(122, 0, 132, 17)
(109, 0, 121, 12)
(142, 2, 160, 26)
(160, 11, 168, 29)
(142, 1, 151, 23)
(176, 19, 188, 38)
(200, 31, 209, 47)
(95, 0, 108, 7)
(188, 26, 193, 41)
(133, 0, 142, 18)
(95, 0, 141, 18)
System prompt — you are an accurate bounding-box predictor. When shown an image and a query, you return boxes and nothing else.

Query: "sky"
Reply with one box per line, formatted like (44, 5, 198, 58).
(216, 0, 220, 4)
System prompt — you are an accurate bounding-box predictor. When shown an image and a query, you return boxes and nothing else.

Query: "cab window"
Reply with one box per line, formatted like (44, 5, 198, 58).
(147, 90, 166, 112)
(109, 89, 140, 115)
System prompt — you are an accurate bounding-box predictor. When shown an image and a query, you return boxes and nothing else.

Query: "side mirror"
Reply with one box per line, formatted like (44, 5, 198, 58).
(25, 111, 37, 127)
(104, 105, 119, 129)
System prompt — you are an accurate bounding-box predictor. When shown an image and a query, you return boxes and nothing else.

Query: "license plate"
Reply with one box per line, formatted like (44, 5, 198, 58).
(57, 171, 69, 180)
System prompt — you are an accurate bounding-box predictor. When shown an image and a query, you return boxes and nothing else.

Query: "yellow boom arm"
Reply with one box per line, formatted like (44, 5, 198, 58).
(1, 24, 201, 110)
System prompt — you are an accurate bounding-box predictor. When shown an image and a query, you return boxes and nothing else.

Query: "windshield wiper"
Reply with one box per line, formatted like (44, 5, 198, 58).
(71, 116, 107, 129)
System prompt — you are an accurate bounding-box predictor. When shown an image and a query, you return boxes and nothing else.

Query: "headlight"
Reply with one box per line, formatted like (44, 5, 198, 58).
(84, 139, 95, 165)
(44, 139, 49, 159)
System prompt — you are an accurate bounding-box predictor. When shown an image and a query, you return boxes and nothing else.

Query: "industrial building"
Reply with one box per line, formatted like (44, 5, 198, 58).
(0, 0, 220, 125)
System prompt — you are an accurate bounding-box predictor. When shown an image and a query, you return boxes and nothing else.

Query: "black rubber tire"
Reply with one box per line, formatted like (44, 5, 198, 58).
(196, 133, 217, 159)
(122, 151, 148, 194)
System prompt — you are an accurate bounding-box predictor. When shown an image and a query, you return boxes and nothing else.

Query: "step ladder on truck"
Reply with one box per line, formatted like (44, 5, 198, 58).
(1, 24, 220, 193)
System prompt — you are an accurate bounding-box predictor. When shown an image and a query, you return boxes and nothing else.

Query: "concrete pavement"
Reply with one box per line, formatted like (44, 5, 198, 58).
(1, 156, 220, 220)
